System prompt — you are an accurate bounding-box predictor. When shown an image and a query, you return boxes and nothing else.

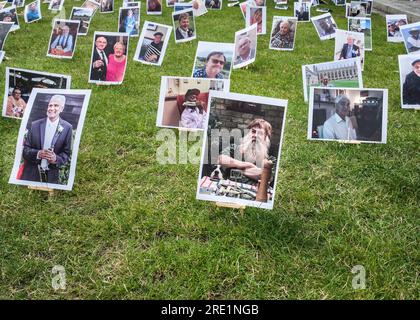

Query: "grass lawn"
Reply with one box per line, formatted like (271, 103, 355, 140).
(330, 79, 360, 87)
(0, 2, 419, 299)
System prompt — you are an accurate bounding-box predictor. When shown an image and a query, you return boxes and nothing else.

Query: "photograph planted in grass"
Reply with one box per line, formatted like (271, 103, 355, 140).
(400, 22, 420, 54)
(134, 21, 172, 66)
(196, 91, 287, 210)
(233, 23, 257, 69)
(24, 0, 41, 24)
(156, 76, 229, 130)
(2, 67, 71, 119)
(302, 57, 363, 102)
(192, 41, 234, 80)
(9, 89, 91, 191)
(307, 87, 388, 144)
(70, 7, 94, 36)
(173, 9, 196, 43)
(89, 32, 129, 85)
(335, 29, 365, 70)
(386, 14, 408, 43)
(100, 0, 113, 13)
(269, 16, 297, 51)
(47, 19, 80, 59)
(398, 54, 420, 109)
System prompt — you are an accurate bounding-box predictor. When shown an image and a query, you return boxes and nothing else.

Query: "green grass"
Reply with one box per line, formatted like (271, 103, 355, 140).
(0, 2, 419, 300)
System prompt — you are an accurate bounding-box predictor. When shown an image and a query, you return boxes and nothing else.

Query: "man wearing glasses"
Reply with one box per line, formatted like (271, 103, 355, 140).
(20, 95, 72, 184)
(193, 51, 226, 79)
(234, 34, 255, 66)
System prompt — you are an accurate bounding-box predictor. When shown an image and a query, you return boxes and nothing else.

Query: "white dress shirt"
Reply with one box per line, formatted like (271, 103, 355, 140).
(179, 28, 189, 39)
(41, 118, 60, 170)
(323, 113, 357, 140)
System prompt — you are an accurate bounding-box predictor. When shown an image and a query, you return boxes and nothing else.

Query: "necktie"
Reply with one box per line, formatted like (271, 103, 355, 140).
(100, 51, 107, 65)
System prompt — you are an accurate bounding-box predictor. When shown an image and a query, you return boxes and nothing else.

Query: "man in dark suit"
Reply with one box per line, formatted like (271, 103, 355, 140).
(21, 95, 72, 184)
(175, 13, 194, 41)
(90, 36, 109, 81)
(339, 36, 360, 60)
(403, 58, 420, 106)
(295, 3, 309, 21)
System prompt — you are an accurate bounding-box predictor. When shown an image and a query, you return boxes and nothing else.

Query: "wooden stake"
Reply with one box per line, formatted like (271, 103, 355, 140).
(28, 185, 54, 197)
(215, 201, 246, 215)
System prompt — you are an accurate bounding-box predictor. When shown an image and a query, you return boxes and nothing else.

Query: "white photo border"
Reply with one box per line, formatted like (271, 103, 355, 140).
(307, 86, 388, 144)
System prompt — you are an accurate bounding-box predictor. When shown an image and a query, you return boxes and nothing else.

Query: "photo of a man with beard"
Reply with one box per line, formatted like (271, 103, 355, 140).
(197, 92, 287, 209)
(217, 119, 273, 185)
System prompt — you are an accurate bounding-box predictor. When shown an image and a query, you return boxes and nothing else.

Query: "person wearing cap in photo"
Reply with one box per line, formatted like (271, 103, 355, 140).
(179, 88, 207, 129)
(142, 31, 164, 63)
(406, 28, 420, 53)
(402, 58, 420, 106)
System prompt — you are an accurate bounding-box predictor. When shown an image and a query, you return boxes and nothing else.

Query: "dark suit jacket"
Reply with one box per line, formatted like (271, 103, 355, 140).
(403, 71, 420, 105)
(175, 27, 194, 40)
(90, 48, 108, 81)
(21, 117, 72, 184)
(339, 43, 360, 59)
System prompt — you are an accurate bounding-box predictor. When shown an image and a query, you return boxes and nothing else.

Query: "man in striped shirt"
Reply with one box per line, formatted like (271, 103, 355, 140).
(142, 32, 164, 63)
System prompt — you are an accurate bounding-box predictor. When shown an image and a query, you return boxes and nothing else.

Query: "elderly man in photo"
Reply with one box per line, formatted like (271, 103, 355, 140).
(193, 51, 226, 79)
(50, 25, 74, 55)
(234, 34, 255, 65)
(323, 94, 357, 140)
(403, 58, 420, 106)
(90, 36, 109, 81)
(175, 12, 194, 40)
(406, 28, 420, 53)
(271, 19, 294, 49)
(142, 32, 164, 63)
(217, 119, 274, 184)
(339, 35, 360, 60)
(21, 95, 73, 184)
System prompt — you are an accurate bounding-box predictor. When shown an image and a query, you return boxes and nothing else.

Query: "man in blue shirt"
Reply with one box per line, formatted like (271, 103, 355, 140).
(26, 2, 40, 23)
(50, 25, 74, 55)
(193, 51, 226, 79)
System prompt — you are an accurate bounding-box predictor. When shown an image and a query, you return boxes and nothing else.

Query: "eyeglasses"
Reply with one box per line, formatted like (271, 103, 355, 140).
(210, 58, 225, 65)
